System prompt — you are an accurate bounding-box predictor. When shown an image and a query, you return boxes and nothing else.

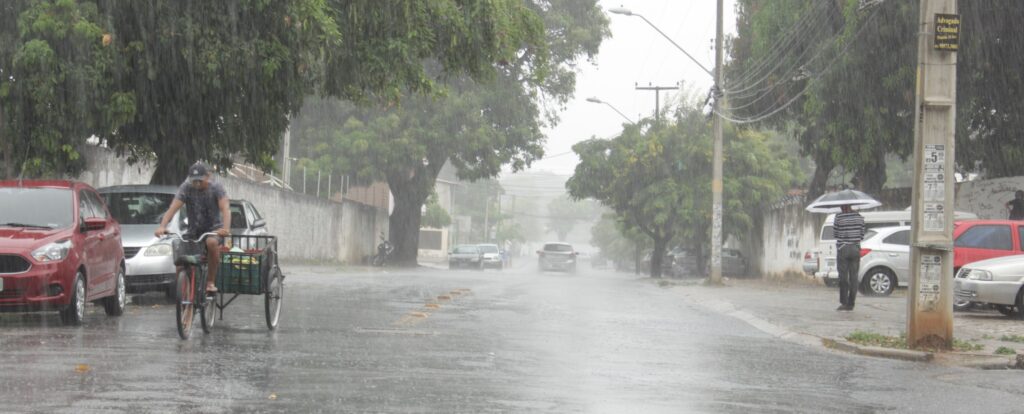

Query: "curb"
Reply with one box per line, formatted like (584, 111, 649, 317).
(673, 287, 938, 364)
(822, 338, 934, 362)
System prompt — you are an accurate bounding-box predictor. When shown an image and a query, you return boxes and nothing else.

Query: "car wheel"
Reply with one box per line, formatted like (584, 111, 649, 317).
(953, 299, 976, 312)
(995, 305, 1017, 317)
(103, 265, 126, 316)
(1015, 288, 1024, 321)
(862, 268, 895, 296)
(60, 273, 86, 326)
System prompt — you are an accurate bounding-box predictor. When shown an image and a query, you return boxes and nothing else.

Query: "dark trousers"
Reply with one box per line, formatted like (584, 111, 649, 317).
(837, 244, 860, 308)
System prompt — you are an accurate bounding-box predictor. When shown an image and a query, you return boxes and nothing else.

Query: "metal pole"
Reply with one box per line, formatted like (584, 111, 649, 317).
(303, 167, 307, 194)
(317, 170, 322, 198)
(327, 173, 332, 200)
(709, 0, 725, 285)
(635, 84, 678, 125)
(282, 116, 291, 184)
(908, 0, 958, 349)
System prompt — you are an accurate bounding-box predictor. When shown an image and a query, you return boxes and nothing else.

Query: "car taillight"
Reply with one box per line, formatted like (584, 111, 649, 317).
(859, 248, 871, 257)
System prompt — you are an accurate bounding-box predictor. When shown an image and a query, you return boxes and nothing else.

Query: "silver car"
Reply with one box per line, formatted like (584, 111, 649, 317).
(538, 242, 577, 273)
(857, 226, 910, 296)
(477, 243, 503, 270)
(955, 254, 1024, 318)
(99, 185, 268, 295)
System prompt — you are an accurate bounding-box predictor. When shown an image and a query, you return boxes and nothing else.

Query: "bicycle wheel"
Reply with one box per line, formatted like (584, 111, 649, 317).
(198, 264, 216, 334)
(175, 268, 195, 340)
(265, 267, 283, 330)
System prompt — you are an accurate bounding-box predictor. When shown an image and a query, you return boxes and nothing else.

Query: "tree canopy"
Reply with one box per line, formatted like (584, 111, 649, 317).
(569, 101, 801, 277)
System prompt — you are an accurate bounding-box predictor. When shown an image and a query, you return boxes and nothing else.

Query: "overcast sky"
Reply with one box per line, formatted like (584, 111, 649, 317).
(519, 0, 738, 176)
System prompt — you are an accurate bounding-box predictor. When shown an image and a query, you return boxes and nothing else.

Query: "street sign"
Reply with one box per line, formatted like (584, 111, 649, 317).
(934, 14, 959, 52)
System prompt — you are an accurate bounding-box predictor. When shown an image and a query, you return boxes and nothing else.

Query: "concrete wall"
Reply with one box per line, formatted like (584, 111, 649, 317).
(77, 145, 387, 263)
(954, 176, 1024, 220)
(759, 196, 821, 277)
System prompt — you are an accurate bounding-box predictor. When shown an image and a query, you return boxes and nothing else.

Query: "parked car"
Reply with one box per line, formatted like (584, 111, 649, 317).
(814, 210, 978, 286)
(476, 243, 503, 270)
(0, 180, 126, 325)
(858, 227, 908, 296)
(669, 247, 700, 278)
(802, 251, 819, 275)
(99, 185, 268, 295)
(955, 254, 1024, 318)
(448, 245, 483, 269)
(952, 220, 1024, 270)
(700, 248, 749, 277)
(538, 242, 577, 273)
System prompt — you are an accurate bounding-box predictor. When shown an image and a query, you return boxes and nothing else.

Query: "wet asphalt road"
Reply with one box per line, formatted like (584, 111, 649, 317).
(1, 262, 1024, 413)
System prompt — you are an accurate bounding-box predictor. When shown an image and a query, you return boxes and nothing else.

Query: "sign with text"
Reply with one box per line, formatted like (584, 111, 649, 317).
(935, 14, 960, 52)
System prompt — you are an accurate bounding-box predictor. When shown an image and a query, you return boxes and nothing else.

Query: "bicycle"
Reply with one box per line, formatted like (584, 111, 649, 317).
(163, 232, 220, 340)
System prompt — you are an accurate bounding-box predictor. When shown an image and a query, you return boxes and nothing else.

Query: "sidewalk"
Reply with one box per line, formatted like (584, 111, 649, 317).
(667, 277, 1024, 368)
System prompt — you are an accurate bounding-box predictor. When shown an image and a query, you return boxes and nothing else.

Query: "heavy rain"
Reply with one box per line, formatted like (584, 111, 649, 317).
(2, 0, 1024, 412)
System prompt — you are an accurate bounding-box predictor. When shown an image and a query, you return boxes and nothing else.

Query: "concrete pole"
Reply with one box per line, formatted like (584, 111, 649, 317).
(908, 0, 958, 349)
(302, 167, 307, 194)
(327, 174, 332, 200)
(709, 0, 725, 285)
(635, 84, 678, 125)
(282, 116, 291, 185)
(317, 170, 322, 198)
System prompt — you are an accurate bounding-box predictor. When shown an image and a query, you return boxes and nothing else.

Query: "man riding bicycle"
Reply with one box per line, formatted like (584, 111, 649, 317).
(155, 162, 230, 293)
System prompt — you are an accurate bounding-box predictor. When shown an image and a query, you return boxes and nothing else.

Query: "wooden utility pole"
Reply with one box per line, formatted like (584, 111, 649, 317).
(635, 83, 678, 124)
(908, 0, 959, 349)
(709, 0, 725, 285)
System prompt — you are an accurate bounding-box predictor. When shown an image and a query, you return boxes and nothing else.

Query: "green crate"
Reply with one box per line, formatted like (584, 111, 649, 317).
(217, 253, 263, 294)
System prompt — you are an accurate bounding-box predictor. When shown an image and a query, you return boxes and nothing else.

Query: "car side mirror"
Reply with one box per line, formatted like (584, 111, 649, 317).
(252, 218, 266, 229)
(84, 217, 106, 231)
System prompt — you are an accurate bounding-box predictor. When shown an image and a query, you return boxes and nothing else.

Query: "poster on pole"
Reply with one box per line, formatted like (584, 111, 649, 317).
(918, 255, 942, 311)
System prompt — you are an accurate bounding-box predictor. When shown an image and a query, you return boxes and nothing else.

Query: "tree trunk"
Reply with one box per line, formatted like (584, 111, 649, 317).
(150, 158, 187, 185)
(0, 103, 12, 179)
(388, 185, 427, 266)
(808, 151, 834, 200)
(650, 236, 668, 278)
(856, 154, 887, 195)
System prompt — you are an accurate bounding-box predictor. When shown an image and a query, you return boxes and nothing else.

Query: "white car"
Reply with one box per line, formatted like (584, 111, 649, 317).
(476, 243, 503, 270)
(858, 226, 911, 296)
(955, 255, 1024, 318)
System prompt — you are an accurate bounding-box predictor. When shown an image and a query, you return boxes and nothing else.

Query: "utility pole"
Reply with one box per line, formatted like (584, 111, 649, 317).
(635, 83, 678, 124)
(709, 0, 725, 285)
(908, 0, 959, 349)
(483, 194, 490, 242)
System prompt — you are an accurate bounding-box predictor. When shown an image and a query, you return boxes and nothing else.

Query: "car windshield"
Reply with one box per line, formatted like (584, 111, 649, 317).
(0, 188, 72, 229)
(102, 192, 174, 225)
(479, 245, 499, 253)
(544, 244, 573, 252)
(453, 246, 478, 254)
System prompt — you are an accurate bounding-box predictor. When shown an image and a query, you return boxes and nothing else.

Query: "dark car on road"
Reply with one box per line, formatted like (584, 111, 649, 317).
(538, 242, 577, 273)
(0, 180, 126, 325)
(449, 245, 484, 269)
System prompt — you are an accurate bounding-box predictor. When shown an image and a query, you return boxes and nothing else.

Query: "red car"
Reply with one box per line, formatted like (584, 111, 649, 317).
(953, 220, 1024, 271)
(0, 180, 126, 325)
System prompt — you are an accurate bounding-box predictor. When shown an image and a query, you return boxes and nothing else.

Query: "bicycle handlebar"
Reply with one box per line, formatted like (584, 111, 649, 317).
(159, 231, 221, 243)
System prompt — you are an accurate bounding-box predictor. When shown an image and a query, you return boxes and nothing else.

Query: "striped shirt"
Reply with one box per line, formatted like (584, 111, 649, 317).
(834, 212, 866, 248)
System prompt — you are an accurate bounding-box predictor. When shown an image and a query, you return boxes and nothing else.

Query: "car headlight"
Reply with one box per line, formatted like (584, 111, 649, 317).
(144, 243, 173, 257)
(32, 240, 73, 262)
(967, 269, 993, 281)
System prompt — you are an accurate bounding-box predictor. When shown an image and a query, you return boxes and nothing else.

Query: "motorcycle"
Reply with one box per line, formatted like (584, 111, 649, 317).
(372, 233, 394, 266)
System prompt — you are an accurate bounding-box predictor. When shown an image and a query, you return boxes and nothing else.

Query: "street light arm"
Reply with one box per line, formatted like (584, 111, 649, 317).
(602, 102, 636, 125)
(632, 14, 715, 79)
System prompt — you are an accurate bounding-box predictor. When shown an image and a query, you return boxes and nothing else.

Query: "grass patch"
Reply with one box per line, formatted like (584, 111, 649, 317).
(846, 331, 908, 349)
(982, 334, 994, 340)
(845, 330, 983, 352)
(1000, 334, 1024, 343)
(953, 338, 984, 352)
(995, 346, 1018, 355)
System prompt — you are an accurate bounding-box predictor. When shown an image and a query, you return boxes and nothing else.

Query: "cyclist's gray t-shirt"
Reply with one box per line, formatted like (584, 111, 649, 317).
(175, 180, 227, 236)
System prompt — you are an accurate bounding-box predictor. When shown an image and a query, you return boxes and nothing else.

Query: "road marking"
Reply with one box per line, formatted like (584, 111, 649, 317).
(424, 303, 441, 309)
(354, 327, 437, 336)
(437, 295, 452, 301)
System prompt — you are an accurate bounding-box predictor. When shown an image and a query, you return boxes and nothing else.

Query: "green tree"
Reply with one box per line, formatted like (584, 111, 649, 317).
(727, 0, 916, 196)
(291, 0, 609, 265)
(546, 195, 601, 241)
(421, 193, 452, 229)
(569, 102, 800, 277)
(0, 0, 131, 178)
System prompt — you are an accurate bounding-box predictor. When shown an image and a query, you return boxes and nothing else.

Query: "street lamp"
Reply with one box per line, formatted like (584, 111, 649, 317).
(608, 7, 715, 79)
(610, 3, 726, 284)
(585, 97, 636, 125)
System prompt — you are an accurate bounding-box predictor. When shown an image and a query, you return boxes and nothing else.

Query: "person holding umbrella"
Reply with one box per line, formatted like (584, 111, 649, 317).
(833, 204, 865, 311)
(806, 189, 878, 311)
